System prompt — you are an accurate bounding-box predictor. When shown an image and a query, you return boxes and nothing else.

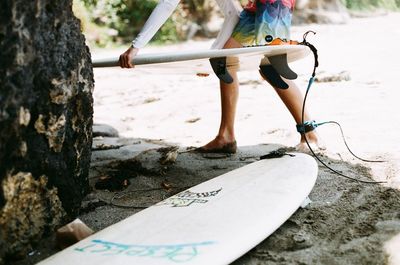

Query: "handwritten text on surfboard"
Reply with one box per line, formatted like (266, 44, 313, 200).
(74, 239, 215, 262)
(156, 188, 222, 207)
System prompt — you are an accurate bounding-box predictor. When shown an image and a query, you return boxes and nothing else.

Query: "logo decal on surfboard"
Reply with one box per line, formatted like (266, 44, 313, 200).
(156, 188, 222, 207)
(74, 239, 216, 263)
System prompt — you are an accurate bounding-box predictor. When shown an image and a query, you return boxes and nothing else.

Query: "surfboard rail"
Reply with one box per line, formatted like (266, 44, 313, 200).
(38, 153, 318, 265)
(92, 45, 309, 68)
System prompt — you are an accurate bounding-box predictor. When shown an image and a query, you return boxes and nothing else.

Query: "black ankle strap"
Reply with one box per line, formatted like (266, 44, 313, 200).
(297, 120, 318, 134)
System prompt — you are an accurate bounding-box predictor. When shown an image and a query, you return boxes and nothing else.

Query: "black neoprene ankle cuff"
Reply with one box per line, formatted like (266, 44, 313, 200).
(296, 120, 317, 134)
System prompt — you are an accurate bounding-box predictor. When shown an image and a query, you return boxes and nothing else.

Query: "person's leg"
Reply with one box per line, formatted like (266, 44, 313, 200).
(270, 78, 323, 151)
(254, 0, 322, 151)
(197, 38, 242, 153)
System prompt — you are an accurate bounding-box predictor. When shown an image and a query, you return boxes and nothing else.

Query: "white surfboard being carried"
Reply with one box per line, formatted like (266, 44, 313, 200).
(92, 44, 310, 85)
(92, 45, 309, 68)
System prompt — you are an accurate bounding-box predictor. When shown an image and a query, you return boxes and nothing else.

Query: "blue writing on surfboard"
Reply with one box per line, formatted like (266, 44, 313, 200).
(74, 239, 216, 263)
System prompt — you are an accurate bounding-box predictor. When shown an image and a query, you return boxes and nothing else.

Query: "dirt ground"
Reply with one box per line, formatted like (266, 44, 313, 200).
(14, 12, 400, 265)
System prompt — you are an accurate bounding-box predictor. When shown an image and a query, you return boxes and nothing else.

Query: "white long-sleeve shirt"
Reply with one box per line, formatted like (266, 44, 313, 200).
(131, 0, 242, 50)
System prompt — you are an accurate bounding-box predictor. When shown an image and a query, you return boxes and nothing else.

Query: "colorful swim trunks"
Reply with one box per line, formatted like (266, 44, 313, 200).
(232, 0, 296, 46)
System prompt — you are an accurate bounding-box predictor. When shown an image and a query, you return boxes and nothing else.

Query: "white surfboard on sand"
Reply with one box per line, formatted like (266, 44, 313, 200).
(92, 45, 310, 75)
(38, 153, 318, 265)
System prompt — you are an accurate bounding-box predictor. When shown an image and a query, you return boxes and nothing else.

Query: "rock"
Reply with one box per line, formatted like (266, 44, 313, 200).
(0, 173, 65, 258)
(56, 218, 94, 250)
(93, 123, 119, 138)
(385, 233, 400, 265)
(0, 0, 93, 259)
(315, 71, 351, 82)
(296, 0, 310, 10)
(293, 0, 351, 24)
(158, 146, 180, 165)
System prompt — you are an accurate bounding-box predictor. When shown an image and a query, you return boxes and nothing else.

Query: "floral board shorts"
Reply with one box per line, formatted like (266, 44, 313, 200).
(232, 0, 296, 46)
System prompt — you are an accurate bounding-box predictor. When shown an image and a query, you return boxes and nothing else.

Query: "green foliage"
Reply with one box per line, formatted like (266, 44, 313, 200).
(73, 0, 118, 47)
(75, 0, 399, 48)
(341, 0, 400, 10)
(75, 0, 220, 47)
(182, 0, 214, 22)
(72, 0, 91, 32)
(77, 0, 182, 46)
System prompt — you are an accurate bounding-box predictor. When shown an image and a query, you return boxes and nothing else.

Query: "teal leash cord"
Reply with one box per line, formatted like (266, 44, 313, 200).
(301, 75, 386, 184)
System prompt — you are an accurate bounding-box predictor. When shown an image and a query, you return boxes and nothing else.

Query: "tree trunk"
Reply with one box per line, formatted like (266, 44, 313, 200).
(0, 0, 93, 261)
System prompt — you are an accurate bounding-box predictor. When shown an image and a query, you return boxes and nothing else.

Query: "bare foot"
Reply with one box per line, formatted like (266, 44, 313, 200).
(196, 136, 237, 154)
(295, 131, 326, 153)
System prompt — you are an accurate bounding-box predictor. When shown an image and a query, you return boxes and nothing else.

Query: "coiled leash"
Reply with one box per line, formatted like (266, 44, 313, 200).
(298, 31, 386, 184)
(209, 31, 386, 183)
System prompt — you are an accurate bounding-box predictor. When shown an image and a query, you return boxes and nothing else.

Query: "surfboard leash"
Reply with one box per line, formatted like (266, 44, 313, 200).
(299, 31, 386, 184)
(300, 31, 319, 77)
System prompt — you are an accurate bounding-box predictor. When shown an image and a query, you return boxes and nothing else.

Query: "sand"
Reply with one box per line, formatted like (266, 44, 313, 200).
(15, 12, 400, 265)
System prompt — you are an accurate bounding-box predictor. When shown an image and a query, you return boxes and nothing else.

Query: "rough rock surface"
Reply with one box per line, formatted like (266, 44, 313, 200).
(0, 0, 93, 261)
(92, 123, 119, 138)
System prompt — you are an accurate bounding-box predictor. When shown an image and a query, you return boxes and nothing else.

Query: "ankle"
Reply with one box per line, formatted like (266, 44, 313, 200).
(215, 133, 235, 144)
(301, 131, 318, 143)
